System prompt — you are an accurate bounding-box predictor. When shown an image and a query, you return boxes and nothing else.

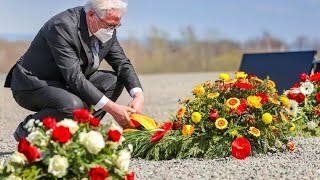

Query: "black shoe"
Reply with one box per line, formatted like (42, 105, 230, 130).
(13, 122, 29, 142)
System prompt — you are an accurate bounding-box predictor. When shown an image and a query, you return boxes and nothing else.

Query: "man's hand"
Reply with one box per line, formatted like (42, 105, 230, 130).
(103, 101, 135, 129)
(128, 92, 144, 114)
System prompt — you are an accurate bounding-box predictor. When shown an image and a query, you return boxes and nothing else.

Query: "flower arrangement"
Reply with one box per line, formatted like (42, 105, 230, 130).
(0, 109, 135, 180)
(123, 72, 296, 160)
(285, 72, 320, 136)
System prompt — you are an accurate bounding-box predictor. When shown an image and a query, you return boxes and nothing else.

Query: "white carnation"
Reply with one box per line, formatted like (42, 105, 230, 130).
(10, 152, 27, 165)
(307, 121, 318, 130)
(299, 81, 314, 95)
(48, 155, 69, 178)
(24, 119, 35, 129)
(115, 149, 131, 171)
(79, 131, 105, 154)
(26, 130, 46, 142)
(57, 119, 79, 134)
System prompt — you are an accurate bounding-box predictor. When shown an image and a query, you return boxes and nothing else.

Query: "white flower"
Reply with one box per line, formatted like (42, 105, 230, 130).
(57, 119, 79, 134)
(128, 144, 133, 152)
(287, 100, 298, 116)
(10, 152, 27, 165)
(115, 149, 131, 171)
(79, 131, 105, 154)
(48, 155, 69, 178)
(299, 81, 314, 95)
(6, 174, 22, 180)
(24, 119, 35, 129)
(26, 130, 46, 142)
(307, 121, 318, 130)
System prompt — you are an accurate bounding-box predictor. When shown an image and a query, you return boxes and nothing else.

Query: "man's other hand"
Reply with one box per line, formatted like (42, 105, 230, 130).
(103, 101, 135, 129)
(128, 92, 144, 114)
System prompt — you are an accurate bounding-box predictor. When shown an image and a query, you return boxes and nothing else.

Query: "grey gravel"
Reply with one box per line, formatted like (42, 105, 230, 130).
(1, 72, 320, 180)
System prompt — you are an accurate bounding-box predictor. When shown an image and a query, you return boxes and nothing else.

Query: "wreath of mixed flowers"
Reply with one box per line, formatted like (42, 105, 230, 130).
(123, 72, 296, 160)
(0, 109, 135, 180)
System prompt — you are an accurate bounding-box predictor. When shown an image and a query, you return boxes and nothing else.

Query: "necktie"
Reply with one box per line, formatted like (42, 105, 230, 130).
(91, 36, 100, 72)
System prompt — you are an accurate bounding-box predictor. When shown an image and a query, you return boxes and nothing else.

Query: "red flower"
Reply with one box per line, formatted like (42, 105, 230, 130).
(292, 82, 300, 88)
(231, 137, 251, 160)
(209, 109, 219, 122)
(233, 82, 254, 90)
(247, 74, 257, 79)
(131, 119, 141, 128)
(310, 72, 320, 82)
(23, 146, 41, 162)
(89, 167, 109, 180)
(42, 116, 57, 129)
(126, 172, 135, 180)
(316, 92, 320, 102)
(237, 99, 247, 115)
(108, 129, 122, 142)
(287, 93, 296, 100)
(73, 109, 92, 123)
(172, 121, 182, 130)
(295, 93, 305, 104)
(150, 122, 172, 142)
(256, 92, 268, 103)
(300, 73, 309, 82)
(287, 142, 296, 151)
(18, 137, 30, 153)
(90, 118, 100, 128)
(52, 126, 72, 144)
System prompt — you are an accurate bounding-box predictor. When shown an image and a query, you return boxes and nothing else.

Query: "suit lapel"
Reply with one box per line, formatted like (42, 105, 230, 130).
(77, 9, 93, 76)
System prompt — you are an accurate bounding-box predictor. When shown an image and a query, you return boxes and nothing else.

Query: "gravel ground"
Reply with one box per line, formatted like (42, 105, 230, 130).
(1, 72, 320, 179)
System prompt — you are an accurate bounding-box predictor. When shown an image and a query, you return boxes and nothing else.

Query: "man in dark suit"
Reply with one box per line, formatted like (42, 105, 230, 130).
(4, 0, 144, 141)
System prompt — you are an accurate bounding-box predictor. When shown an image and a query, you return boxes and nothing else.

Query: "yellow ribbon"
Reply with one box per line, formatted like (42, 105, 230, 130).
(123, 114, 158, 132)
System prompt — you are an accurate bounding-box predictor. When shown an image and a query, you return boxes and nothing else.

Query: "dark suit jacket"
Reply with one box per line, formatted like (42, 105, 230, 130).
(4, 6, 142, 105)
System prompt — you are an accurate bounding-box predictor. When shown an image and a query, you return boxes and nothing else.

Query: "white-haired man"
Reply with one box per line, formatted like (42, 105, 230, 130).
(4, 0, 144, 141)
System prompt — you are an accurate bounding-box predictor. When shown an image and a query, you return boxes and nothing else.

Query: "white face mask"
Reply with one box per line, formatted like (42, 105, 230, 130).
(90, 17, 114, 43)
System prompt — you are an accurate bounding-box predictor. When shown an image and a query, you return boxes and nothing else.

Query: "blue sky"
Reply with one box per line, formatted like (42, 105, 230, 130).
(1, 0, 320, 42)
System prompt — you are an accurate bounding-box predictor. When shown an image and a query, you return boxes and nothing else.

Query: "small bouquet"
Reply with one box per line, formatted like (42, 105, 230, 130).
(285, 72, 320, 136)
(0, 109, 135, 180)
(123, 72, 296, 160)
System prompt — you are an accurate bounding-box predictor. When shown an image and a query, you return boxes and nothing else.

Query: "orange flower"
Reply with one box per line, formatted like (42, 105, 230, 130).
(207, 92, 219, 99)
(267, 80, 276, 89)
(226, 98, 240, 109)
(287, 142, 296, 151)
(182, 125, 194, 136)
(193, 85, 205, 96)
(177, 107, 187, 118)
(249, 127, 260, 137)
(215, 118, 228, 130)
(268, 97, 280, 105)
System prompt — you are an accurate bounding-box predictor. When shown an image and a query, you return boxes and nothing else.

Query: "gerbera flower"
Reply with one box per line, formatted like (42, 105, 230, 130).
(299, 81, 314, 95)
(177, 107, 187, 118)
(249, 127, 260, 137)
(215, 118, 228, 130)
(226, 98, 240, 109)
(287, 100, 298, 116)
(182, 125, 194, 136)
(193, 85, 205, 96)
(207, 92, 219, 99)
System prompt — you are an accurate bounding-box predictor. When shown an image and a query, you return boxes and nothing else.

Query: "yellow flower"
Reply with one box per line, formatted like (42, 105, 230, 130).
(193, 85, 205, 96)
(177, 107, 187, 118)
(280, 96, 290, 108)
(224, 79, 237, 84)
(230, 130, 238, 136)
(267, 80, 276, 89)
(182, 96, 192, 103)
(208, 92, 219, 99)
(215, 118, 228, 130)
(219, 73, 229, 81)
(253, 77, 264, 85)
(289, 123, 295, 131)
(280, 112, 288, 122)
(182, 125, 194, 136)
(235, 71, 247, 79)
(226, 98, 240, 109)
(268, 97, 280, 105)
(249, 127, 260, 137)
(247, 96, 262, 108)
(191, 112, 202, 124)
(262, 113, 273, 125)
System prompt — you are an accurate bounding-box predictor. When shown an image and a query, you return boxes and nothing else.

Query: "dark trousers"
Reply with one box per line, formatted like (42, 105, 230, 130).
(12, 70, 124, 137)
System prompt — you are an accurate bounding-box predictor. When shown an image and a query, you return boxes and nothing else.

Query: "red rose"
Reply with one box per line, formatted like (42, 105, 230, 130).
(73, 109, 92, 123)
(310, 72, 320, 82)
(90, 118, 100, 127)
(126, 172, 135, 180)
(42, 116, 57, 129)
(18, 137, 30, 153)
(108, 129, 122, 142)
(256, 92, 268, 103)
(89, 167, 109, 180)
(315, 92, 320, 102)
(295, 93, 305, 104)
(23, 146, 40, 162)
(52, 126, 72, 143)
(300, 73, 309, 82)
(209, 109, 219, 122)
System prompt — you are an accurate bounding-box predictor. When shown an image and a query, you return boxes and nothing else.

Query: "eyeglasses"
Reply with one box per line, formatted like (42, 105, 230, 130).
(96, 14, 121, 30)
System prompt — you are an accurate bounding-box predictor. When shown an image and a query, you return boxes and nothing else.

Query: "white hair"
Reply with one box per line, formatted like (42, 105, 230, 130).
(84, 0, 128, 18)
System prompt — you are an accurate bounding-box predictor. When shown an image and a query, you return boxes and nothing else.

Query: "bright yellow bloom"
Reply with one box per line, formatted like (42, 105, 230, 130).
(182, 96, 192, 103)
(182, 125, 194, 136)
(289, 123, 295, 131)
(230, 130, 238, 136)
(191, 112, 202, 124)
(262, 113, 273, 125)
(193, 85, 205, 96)
(247, 96, 262, 108)
(207, 92, 219, 99)
(226, 98, 240, 109)
(219, 73, 229, 81)
(249, 127, 260, 137)
(215, 118, 228, 130)
(224, 79, 237, 84)
(268, 97, 280, 105)
(267, 80, 276, 89)
(236, 71, 247, 79)
(280, 112, 288, 122)
(280, 96, 290, 108)
(177, 107, 187, 118)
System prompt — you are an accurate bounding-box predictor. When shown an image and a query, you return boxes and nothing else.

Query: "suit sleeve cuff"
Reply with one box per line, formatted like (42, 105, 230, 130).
(93, 95, 109, 111)
(130, 87, 143, 97)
